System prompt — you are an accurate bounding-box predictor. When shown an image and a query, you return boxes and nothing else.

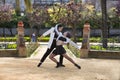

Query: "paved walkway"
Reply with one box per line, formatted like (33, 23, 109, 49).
(0, 44, 120, 80)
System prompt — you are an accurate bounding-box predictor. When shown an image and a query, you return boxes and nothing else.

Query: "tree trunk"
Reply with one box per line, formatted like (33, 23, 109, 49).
(72, 25, 77, 43)
(15, 0, 21, 16)
(101, 0, 108, 48)
(36, 25, 40, 42)
(24, 0, 33, 13)
(8, 28, 13, 36)
(3, 27, 5, 37)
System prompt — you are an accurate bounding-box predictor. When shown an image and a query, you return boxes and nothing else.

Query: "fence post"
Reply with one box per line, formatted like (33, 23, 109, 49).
(17, 21, 26, 57)
(80, 22, 90, 58)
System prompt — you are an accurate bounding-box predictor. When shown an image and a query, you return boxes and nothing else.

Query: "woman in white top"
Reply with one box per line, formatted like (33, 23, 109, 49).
(37, 24, 65, 67)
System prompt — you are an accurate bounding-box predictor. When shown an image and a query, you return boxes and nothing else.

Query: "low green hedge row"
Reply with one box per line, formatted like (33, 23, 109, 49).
(0, 37, 50, 42)
(0, 44, 17, 49)
(90, 45, 106, 50)
(0, 37, 119, 42)
(90, 45, 120, 51)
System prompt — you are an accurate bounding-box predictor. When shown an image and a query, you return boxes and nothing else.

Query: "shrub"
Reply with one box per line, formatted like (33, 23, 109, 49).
(0, 37, 49, 42)
(6, 44, 17, 49)
(90, 45, 106, 50)
(26, 42, 39, 57)
(67, 44, 80, 57)
(24, 37, 30, 42)
(37, 37, 49, 42)
(0, 44, 17, 49)
(0, 37, 119, 43)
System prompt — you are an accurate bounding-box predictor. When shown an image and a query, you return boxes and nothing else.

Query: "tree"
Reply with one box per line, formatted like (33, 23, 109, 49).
(0, 4, 13, 36)
(15, 0, 21, 16)
(27, 5, 50, 39)
(15, 0, 33, 15)
(48, 1, 82, 42)
(101, 0, 108, 48)
(116, 0, 120, 16)
(24, 0, 33, 13)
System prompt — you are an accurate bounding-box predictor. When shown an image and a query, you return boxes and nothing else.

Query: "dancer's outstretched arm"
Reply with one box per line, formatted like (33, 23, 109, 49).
(42, 27, 54, 37)
(64, 38, 80, 49)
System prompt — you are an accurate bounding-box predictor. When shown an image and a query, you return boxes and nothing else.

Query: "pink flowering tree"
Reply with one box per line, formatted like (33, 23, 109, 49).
(27, 5, 50, 38)
(0, 4, 14, 36)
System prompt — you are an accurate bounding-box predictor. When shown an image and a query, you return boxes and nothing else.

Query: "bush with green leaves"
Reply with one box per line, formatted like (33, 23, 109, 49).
(0, 37, 50, 42)
(6, 44, 17, 49)
(67, 44, 80, 57)
(26, 43, 39, 57)
(0, 37, 120, 43)
(90, 45, 106, 50)
(0, 44, 17, 49)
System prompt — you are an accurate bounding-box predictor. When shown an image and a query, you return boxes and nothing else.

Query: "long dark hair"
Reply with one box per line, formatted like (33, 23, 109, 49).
(66, 31, 72, 38)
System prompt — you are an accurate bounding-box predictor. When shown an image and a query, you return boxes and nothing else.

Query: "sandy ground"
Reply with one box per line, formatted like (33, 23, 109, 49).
(0, 45, 120, 80)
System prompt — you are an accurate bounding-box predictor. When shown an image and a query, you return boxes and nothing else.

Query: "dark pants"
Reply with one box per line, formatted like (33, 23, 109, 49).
(40, 40, 64, 64)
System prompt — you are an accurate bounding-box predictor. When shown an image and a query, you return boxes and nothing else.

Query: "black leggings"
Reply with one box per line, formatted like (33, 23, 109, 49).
(40, 40, 64, 64)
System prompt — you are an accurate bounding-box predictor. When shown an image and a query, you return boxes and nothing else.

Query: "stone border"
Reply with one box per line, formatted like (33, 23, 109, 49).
(0, 49, 18, 57)
(88, 50, 120, 59)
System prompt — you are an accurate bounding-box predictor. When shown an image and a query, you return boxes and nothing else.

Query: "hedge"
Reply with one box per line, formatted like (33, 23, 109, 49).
(0, 37, 119, 43)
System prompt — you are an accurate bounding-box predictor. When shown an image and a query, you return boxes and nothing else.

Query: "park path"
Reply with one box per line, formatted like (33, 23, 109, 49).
(0, 44, 120, 80)
(30, 44, 76, 59)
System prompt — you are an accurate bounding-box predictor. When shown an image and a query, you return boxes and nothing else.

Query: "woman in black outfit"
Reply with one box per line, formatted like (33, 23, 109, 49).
(49, 32, 81, 69)
(37, 24, 65, 67)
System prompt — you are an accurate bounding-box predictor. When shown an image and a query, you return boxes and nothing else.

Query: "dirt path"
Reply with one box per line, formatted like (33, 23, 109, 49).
(0, 45, 120, 80)
(0, 57, 119, 80)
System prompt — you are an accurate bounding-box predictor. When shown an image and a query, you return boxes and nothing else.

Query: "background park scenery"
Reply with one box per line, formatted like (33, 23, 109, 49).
(0, 0, 120, 80)
(0, 0, 120, 53)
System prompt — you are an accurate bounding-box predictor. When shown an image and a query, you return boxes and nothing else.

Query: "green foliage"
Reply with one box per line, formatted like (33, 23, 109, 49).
(0, 37, 32, 42)
(78, 37, 101, 42)
(37, 37, 49, 42)
(107, 47, 120, 51)
(24, 37, 30, 42)
(26, 43, 39, 57)
(90, 37, 101, 42)
(0, 2, 120, 29)
(0, 44, 17, 49)
(90, 45, 120, 51)
(0, 37, 120, 43)
(6, 44, 17, 49)
(90, 45, 106, 50)
(0, 37, 16, 42)
(67, 44, 80, 57)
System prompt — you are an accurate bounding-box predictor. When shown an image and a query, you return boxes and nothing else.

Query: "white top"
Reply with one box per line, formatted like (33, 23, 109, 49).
(42, 25, 62, 49)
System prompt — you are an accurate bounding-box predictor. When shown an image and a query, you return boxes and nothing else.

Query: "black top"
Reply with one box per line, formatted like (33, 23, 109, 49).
(54, 30, 58, 38)
(58, 36, 67, 41)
